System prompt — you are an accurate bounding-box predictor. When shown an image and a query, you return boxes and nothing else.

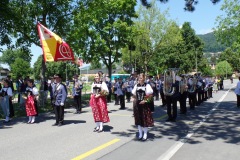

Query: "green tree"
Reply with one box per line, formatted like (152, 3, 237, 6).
(217, 47, 239, 71)
(140, 0, 221, 12)
(215, 60, 233, 77)
(122, 0, 170, 75)
(0, 48, 32, 67)
(70, 0, 137, 79)
(33, 55, 77, 81)
(90, 60, 102, 70)
(10, 58, 32, 80)
(214, 0, 240, 52)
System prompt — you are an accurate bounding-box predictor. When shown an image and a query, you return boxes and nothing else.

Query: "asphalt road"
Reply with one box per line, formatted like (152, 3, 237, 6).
(1, 79, 239, 160)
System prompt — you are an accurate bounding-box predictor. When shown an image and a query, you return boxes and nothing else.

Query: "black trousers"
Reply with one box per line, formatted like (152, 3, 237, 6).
(166, 96, 177, 120)
(237, 95, 240, 107)
(188, 92, 196, 109)
(160, 91, 166, 106)
(179, 92, 187, 113)
(197, 91, 202, 105)
(208, 87, 213, 98)
(74, 95, 82, 112)
(155, 89, 159, 100)
(9, 98, 14, 118)
(119, 95, 125, 109)
(54, 105, 64, 124)
(126, 92, 131, 102)
(107, 90, 112, 102)
(114, 94, 119, 105)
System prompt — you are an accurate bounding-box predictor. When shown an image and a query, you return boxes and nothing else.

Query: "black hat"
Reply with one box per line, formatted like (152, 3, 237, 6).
(54, 74, 62, 78)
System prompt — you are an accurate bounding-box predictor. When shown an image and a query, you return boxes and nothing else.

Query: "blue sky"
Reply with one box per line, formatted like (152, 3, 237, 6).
(1, 0, 225, 69)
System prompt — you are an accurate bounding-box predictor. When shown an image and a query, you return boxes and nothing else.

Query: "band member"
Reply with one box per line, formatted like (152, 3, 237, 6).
(0, 79, 13, 122)
(125, 77, 133, 103)
(159, 76, 166, 107)
(72, 74, 83, 114)
(165, 75, 181, 122)
(16, 75, 23, 104)
(155, 76, 160, 101)
(207, 76, 213, 98)
(234, 76, 240, 108)
(196, 75, 203, 106)
(52, 74, 67, 126)
(89, 73, 110, 132)
(112, 77, 119, 105)
(105, 75, 112, 103)
(188, 76, 197, 110)
(24, 79, 39, 124)
(117, 77, 125, 109)
(148, 76, 156, 112)
(179, 75, 188, 114)
(132, 73, 153, 141)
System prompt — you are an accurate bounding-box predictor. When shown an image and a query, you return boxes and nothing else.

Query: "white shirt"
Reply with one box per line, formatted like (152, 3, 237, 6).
(1, 87, 13, 97)
(132, 83, 153, 96)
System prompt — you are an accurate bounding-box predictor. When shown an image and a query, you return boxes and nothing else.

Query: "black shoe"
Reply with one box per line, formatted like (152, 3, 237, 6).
(119, 108, 125, 110)
(97, 129, 103, 133)
(58, 123, 63, 127)
(165, 118, 172, 122)
(179, 112, 186, 115)
(138, 137, 143, 141)
(171, 119, 176, 122)
(52, 123, 59, 126)
(93, 127, 99, 132)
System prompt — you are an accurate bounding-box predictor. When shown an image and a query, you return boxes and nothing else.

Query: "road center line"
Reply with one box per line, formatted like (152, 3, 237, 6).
(157, 89, 231, 160)
(71, 138, 120, 160)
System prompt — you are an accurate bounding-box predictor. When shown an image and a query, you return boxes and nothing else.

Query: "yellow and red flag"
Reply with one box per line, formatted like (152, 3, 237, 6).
(37, 22, 75, 62)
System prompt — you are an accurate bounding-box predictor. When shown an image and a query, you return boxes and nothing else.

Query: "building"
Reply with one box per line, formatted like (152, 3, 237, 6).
(0, 67, 10, 79)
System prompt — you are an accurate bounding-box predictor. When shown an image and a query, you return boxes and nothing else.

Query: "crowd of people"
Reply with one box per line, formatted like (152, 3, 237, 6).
(0, 70, 228, 141)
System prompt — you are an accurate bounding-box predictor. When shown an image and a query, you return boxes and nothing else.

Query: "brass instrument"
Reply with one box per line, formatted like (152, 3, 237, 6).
(163, 68, 179, 96)
(179, 74, 188, 94)
(188, 75, 198, 93)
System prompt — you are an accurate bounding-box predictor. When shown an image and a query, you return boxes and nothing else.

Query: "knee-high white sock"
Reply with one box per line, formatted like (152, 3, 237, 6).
(99, 122, 103, 130)
(96, 122, 100, 129)
(138, 125, 143, 138)
(28, 116, 32, 123)
(143, 127, 148, 139)
(31, 116, 35, 123)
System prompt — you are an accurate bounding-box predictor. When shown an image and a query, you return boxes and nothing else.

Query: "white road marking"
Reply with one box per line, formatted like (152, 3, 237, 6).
(157, 88, 231, 160)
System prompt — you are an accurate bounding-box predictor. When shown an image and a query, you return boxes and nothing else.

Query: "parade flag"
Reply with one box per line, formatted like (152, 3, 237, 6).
(37, 22, 75, 62)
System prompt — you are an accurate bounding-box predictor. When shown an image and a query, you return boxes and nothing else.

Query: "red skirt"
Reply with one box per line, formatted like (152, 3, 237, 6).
(89, 94, 110, 123)
(25, 96, 37, 116)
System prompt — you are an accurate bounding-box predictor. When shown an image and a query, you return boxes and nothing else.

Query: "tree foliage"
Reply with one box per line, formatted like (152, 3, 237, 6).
(0, 48, 32, 67)
(214, 0, 240, 52)
(217, 47, 239, 71)
(33, 55, 77, 81)
(70, 0, 137, 79)
(215, 60, 233, 77)
(140, 0, 221, 12)
(10, 58, 32, 80)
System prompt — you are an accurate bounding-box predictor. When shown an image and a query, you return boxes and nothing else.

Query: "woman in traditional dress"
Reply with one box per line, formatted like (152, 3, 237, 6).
(89, 73, 109, 132)
(24, 79, 39, 124)
(0, 79, 13, 123)
(132, 73, 154, 141)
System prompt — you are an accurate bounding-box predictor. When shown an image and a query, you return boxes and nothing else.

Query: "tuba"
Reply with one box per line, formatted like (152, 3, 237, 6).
(179, 74, 188, 94)
(163, 68, 179, 96)
(188, 74, 198, 93)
